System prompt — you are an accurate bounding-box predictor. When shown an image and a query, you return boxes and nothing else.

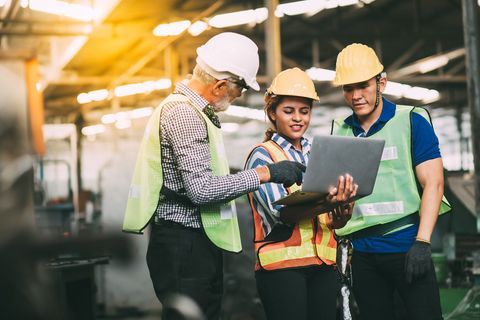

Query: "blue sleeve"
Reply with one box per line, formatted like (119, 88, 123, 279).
(411, 112, 441, 167)
(245, 146, 287, 217)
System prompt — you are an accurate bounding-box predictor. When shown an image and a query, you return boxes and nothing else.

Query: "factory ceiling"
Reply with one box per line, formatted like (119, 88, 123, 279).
(0, 0, 475, 122)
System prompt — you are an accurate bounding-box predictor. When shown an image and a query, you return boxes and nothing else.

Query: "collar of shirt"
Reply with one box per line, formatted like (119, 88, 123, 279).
(344, 97, 396, 137)
(271, 132, 311, 156)
(174, 81, 209, 112)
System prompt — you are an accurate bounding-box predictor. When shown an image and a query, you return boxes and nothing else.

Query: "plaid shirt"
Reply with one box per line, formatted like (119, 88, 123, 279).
(155, 82, 260, 228)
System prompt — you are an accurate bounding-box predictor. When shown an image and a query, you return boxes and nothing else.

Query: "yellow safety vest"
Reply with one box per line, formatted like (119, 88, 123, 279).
(247, 140, 337, 271)
(123, 94, 242, 253)
(332, 105, 451, 236)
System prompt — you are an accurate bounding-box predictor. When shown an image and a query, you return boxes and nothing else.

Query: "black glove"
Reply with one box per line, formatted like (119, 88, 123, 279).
(405, 240, 432, 284)
(266, 160, 306, 188)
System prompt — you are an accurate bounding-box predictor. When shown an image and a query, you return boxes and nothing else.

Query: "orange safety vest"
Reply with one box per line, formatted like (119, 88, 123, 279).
(247, 140, 337, 271)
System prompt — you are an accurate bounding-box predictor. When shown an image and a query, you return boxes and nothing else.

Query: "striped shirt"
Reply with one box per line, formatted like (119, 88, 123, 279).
(245, 133, 311, 236)
(155, 82, 260, 228)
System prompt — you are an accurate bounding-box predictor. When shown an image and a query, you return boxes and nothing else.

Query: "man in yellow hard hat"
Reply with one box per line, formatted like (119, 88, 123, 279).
(122, 32, 306, 319)
(331, 43, 451, 320)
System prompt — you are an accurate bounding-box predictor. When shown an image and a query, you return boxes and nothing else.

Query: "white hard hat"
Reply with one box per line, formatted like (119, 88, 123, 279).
(196, 32, 260, 91)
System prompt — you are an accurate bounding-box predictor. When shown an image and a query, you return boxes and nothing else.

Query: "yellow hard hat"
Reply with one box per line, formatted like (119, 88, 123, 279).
(267, 67, 319, 101)
(333, 43, 384, 86)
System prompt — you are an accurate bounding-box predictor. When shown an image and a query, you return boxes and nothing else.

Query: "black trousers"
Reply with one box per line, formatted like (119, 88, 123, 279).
(255, 265, 339, 320)
(146, 220, 223, 320)
(352, 251, 443, 320)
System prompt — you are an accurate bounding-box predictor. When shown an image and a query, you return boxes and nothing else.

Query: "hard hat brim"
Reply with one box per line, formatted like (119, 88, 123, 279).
(248, 81, 260, 91)
(332, 65, 384, 86)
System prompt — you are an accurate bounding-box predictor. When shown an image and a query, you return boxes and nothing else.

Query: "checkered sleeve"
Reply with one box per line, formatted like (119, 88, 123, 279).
(162, 103, 260, 205)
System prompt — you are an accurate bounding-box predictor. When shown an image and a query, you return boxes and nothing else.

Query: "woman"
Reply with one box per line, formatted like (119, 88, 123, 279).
(245, 68, 357, 320)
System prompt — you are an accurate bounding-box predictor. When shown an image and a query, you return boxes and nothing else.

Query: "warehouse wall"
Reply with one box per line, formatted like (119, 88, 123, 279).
(80, 119, 160, 313)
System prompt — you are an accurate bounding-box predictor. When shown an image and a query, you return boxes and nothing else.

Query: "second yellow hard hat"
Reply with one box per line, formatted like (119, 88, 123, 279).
(267, 67, 319, 101)
(333, 43, 384, 86)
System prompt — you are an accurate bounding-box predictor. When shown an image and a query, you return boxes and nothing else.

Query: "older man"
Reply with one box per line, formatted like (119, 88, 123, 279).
(123, 32, 305, 319)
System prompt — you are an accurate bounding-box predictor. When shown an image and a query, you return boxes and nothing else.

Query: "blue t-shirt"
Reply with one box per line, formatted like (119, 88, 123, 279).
(343, 98, 441, 253)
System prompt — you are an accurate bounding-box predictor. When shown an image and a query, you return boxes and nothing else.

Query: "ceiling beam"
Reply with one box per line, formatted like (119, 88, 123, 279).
(320, 0, 402, 33)
(0, 48, 35, 59)
(394, 75, 466, 83)
(446, 59, 466, 75)
(0, 0, 20, 47)
(386, 40, 424, 72)
(279, 1, 397, 52)
(286, 30, 463, 42)
(47, 75, 160, 86)
(108, 1, 225, 89)
(37, 0, 121, 94)
(0, 18, 93, 26)
(0, 29, 92, 36)
(389, 47, 465, 78)
(423, 0, 462, 25)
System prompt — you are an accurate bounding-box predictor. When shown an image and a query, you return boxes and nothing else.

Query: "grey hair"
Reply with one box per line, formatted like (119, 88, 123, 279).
(193, 64, 217, 84)
(193, 64, 238, 91)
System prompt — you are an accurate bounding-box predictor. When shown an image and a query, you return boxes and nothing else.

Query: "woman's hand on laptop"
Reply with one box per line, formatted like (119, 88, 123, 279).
(324, 174, 358, 228)
(326, 174, 358, 204)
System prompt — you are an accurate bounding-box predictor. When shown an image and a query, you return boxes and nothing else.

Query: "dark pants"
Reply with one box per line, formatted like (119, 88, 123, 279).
(352, 251, 443, 320)
(146, 220, 223, 320)
(255, 265, 339, 320)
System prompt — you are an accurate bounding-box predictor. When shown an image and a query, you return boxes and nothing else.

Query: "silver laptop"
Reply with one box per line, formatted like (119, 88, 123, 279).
(273, 135, 385, 206)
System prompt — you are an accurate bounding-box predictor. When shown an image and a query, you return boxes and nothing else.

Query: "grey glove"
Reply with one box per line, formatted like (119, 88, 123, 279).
(266, 160, 306, 188)
(405, 240, 432, 284)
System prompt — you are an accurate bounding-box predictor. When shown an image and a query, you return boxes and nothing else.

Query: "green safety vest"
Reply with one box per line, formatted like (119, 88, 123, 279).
(123, 93, 242, 253)
(332, 105, 451, 236)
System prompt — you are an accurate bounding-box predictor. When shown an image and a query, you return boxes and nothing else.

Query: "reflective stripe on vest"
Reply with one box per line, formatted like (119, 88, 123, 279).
(332, 105, 451, 237)
(123, 94, 242, 253)
(247, 140, 336, 271)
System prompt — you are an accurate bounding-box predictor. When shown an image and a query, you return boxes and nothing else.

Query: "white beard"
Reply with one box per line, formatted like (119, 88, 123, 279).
(212, 93, 231, 112)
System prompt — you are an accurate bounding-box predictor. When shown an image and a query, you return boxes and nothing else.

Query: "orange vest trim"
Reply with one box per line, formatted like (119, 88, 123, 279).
(246, 140, 337, 271)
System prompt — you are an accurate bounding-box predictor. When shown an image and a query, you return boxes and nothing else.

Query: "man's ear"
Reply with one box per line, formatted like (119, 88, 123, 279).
(379, 77, 387, 93)
(212, 80, 228, 96)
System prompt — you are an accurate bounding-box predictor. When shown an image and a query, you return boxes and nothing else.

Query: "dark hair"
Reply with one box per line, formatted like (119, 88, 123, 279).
(263, 93, 283, 142)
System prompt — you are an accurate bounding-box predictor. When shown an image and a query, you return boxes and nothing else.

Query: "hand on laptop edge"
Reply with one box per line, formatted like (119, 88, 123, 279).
(279, 174, 358, 225)
(325, 174, 357, 228)
(326, 174, 358, 203)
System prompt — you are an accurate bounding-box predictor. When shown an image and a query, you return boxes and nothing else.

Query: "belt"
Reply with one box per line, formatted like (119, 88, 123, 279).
(344, 213, 419, 241)
(154, 218, 201, 232)
(160, 186, 194, 205)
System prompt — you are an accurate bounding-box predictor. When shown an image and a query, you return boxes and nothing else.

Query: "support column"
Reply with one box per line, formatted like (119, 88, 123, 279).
(461, 0, 480, 231)
(265, 0, 281, 84)
(312, 39, 320, 67)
